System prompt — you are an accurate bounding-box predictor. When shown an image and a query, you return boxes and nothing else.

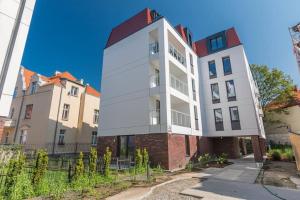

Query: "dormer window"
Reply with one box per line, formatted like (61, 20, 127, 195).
(30, 81, 37, 95)
(70, 86, 78, 97)
(210, 36, 224, 51)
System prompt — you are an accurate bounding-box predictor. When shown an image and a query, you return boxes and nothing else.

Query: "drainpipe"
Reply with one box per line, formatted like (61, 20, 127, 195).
(0, 0, 27, 100)
(52, 81, 64, 154)
(13, 91, 25, 143)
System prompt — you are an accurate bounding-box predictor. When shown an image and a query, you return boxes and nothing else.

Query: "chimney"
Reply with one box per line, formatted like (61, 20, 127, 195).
(80, 79, 84, 84)
(55, 71, 61, 76)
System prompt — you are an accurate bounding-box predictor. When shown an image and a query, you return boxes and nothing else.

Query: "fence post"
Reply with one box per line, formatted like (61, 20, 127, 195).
(68, 160, 72, 183)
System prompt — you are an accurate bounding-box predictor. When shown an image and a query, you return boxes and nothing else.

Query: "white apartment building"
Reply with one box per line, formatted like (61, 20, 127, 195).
(1, 67, 101, 154)
(0, 0, 36, 140)
(98, 8, 265, 170)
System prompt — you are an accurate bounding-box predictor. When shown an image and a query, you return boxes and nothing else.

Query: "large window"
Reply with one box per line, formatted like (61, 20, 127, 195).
(194, 106, 199, 130)
(208, 60, 217, 79)
(226, 80, 236, 101)
(214, 108, 224, 131)
(91, 131, 97, 146)
(211, 83, 220, 104)
(189, 53, 194, 74)
(70, 86, 79, 97)
(58, 129, 65, 145)
(229, 107, 241, 130)
(185, 135, 190, 157)
(117, 135, 135, 158)
(93, 109, 99, 124)
(62, 104, 70, 120)
(19, 129, 27, 144)
(30, 81, 37, 95)
(192, 78, 196, 101)
(222, 57, 232, 75)
(210, 36, 224, 51)
(24, 104, 33, 119)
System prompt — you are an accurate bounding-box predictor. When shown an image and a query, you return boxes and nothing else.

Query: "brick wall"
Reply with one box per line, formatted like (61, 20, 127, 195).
(198, 136, 213, 155)
(0, 118, 4, 143)
(251, 135, 263, 162)
(211, 137, 240, 158)
(168, 134, 187, 170)
(97, 136, 118, 157)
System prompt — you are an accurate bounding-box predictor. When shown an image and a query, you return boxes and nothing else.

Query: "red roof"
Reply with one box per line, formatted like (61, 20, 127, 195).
(175, 24, 187, 43)
(106, 8, 153, 48)
(86, 85, 101, 97)
(22, 67, 35, 89)
(267, 89, 300, 110)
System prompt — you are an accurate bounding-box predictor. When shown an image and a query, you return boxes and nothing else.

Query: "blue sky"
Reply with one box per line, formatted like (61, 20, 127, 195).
(22, 0, 300, 91)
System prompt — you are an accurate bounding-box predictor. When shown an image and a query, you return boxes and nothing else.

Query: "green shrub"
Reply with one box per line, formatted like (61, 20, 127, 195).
(186, 161, 193, 171)
(74, 152, 84, 180)
(198, 153, 212, 166)
(135, 148, 143, 172)
(216, 153, 228, 165)
(271, 150, 281, 161)
(142, 148, 149, 168)
(89, 147, 97, 174)
(32, 149, 48, 185)
(103, 147, 112, 177)
(8, 171, 34, 200)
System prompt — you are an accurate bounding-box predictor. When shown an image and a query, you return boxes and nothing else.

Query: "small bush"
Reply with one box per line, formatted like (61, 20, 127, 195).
(32, 149, 48, 185)
(89, 147, 97, 174)
(216, 153, 228, 165)
(142, 148, 149, 168)
(198, 153, 212, 166)
(103, 147, 112, 177)
(135, 148, 143, 173)
(9, 171, 34, 200)
(74, 152, 84, 180)
(271, 150, 281, 161)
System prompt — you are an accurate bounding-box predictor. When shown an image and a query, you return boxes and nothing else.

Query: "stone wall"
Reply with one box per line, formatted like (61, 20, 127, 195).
(266, 133, 290, 145)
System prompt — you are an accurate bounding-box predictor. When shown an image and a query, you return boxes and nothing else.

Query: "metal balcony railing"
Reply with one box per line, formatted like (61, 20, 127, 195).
(171, 109, 190, 128)
(150, 109, 160, 125)
(170, 75, 188, 95)
(149, 42, 159, 56)
(150, 74, 160, 88)
(169, 45, 186, 66)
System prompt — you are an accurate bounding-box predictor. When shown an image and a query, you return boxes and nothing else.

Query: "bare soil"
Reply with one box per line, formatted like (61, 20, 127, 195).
(261, 161, 298, 189)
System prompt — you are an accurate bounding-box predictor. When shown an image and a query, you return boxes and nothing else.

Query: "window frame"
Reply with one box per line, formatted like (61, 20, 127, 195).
(30, 81, 37, 95)
(91, 131, 97, 146)
(210, 83, 220, 104)
(117, 135, 135, 158)
(62, 104, 70, 121)
(24, 104, 33, 119)
(214, 108, 224, 131)
(185, 135, 190, 157)
(229, 106, 241, 130)
(93, 109, 99, 124)
(194, 105, 199, 130)
(225, 80, 237, 101)
(70, 86, 79, 97)
(58, 129, 65, 145)
(222, 56, 232, 75)
(208, 60, 217, 79)
(19, 129, 27, 144)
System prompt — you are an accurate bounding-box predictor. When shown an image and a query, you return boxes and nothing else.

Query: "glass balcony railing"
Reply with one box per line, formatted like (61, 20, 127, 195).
(169, 45, 186, 66)
(170, 75, 188, 95)
(150, 109, 160, 125)
(149, 42, 159, 56)
(171, 109, 190, 128)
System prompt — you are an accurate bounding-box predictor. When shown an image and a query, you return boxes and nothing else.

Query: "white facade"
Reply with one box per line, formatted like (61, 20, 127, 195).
(99, 18, 202, 137)
(0, 0, 36, 117)
(198, 45, 265, 138)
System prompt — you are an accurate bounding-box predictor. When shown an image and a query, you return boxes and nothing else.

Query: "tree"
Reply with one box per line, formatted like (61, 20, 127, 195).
(89, 147, 97, 174)
(74, 152, 84, 180)
(103, 147, 111, 177)
(32, 149, 48, 185)
(250, 64, 295, 111)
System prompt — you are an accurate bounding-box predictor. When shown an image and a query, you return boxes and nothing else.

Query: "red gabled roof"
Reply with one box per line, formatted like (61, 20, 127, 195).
(86, 85, 101, 97)
(194, 27, 242, 57)
(106, 8, 153, 48)
(22, 67, 35, 89)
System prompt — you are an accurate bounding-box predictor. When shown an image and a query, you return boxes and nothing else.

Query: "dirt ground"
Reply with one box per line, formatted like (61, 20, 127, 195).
(262, 161, 299, 188)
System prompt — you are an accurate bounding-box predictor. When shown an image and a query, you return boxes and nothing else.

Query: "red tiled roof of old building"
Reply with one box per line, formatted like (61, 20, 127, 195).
(267, 89, 300, 110)
(106, 8, 153, 48)
(22, 67, 35, 89)
(86, 85, 101, 97)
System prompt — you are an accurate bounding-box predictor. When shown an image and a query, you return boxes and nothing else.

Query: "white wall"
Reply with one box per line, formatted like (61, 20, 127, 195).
(198, 45, 264, 137)
(0, 0, 36, 117)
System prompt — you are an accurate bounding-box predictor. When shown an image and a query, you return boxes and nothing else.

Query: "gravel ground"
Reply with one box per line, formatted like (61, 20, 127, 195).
(142, 178, 202, 200)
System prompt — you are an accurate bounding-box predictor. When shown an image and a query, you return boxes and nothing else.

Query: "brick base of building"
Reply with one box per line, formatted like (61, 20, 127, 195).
(97, 134, 265, 170)
(0, 118, 5, 143)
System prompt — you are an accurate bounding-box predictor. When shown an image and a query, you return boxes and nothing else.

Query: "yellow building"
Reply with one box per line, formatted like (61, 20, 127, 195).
(1, 67, 100, 154)
(265, 90, 300, 145)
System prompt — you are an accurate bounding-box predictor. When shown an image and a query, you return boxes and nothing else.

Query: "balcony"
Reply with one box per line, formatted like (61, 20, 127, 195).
(169, 45, 186, 66)
(171, 109, 190, 128)
(150, 74, 159, 88)
(150, 109, 160, 125)
(170, 74, 188, 95)
(149, 42, 159, 56)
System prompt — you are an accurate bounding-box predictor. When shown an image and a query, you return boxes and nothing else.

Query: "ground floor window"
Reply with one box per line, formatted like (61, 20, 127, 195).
(19, 129, 27, 144)
(117, 135, 135, 158)
(58, 129, 65, 145)
(91, 131, 97, 146)
(185, 135, 190, 157)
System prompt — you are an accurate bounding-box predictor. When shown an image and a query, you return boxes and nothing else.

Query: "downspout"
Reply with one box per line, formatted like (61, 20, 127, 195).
(52, 81, 64, 154)
(0, 0, 27, 100)
(13, 90, 25, 143)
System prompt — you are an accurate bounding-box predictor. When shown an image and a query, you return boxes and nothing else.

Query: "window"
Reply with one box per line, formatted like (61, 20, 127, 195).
(62, 104, 70, 120)
(10, 108, 14, 118)
(70, 86, 79, 97)
(24, 104, 33, 119)
(192, 78, 196, 101)
(194, 106, 199, 130)
(117, 135, 135, 158)
(226, 80, 236, 101)
(208, 60, 217, 79)
(211, 83, 220, 104)
(58, 129, 65, 145)
(30, 81, 37, 95)
(189, 54, 194, 74)
(214, 108, 224, 131)
(229, 107, 241, 130)
(210, 36, 224, 51)
(19, 129, 27, 144)
(93, 109, 99, 124)
(185, 135, 190, 157)
(222, 57, 232, 75)
(13, 87, 18, 98)
(91, 131, 97, 146)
